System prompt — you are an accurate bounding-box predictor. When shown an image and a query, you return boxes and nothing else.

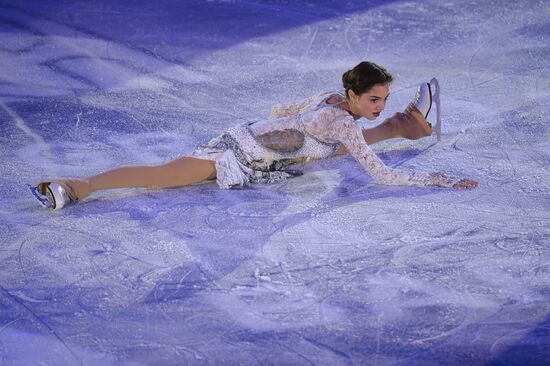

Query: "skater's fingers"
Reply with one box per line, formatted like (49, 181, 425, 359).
(453, 179, 478, 189)
(453, 179, 475, 189)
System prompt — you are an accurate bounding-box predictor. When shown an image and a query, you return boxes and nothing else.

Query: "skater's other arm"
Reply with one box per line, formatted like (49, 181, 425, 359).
(271, 94, 323, 118)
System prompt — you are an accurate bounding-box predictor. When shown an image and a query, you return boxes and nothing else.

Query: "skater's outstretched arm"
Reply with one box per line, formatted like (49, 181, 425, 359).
(316, 108, 477, 189)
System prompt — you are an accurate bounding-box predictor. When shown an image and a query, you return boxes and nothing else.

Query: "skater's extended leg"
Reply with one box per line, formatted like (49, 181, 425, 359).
(88, 156, 216, 193)
(38, 156, 216, 202)
(335, 106, 431, 155)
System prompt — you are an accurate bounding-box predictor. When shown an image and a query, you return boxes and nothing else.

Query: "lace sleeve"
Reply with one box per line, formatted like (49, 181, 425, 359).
(271, 94, 325, 118)
(316, 108, 455, 187)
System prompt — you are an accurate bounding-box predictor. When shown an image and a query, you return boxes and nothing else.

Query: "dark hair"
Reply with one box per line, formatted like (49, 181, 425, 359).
(342, 61, 393, 98)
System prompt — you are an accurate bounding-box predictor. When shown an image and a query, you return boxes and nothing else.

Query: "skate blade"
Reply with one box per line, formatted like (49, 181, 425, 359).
(27, 183, 53, 209)
(430, 77, 441, 142)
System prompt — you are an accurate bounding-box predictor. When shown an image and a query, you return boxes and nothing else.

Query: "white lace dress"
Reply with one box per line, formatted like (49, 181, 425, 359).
(193, 91, 455, 189)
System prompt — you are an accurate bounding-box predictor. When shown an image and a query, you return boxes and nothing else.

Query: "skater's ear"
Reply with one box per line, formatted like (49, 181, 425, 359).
(348, 89, 360, 102)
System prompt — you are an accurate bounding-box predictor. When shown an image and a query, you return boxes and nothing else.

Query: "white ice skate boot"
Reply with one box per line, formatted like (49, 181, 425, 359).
(28, 182, 72, 210)
(412, 78, 441, 141)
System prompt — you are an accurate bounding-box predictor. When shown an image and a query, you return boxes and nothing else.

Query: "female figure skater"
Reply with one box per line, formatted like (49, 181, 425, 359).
(30, 61, 478, 210)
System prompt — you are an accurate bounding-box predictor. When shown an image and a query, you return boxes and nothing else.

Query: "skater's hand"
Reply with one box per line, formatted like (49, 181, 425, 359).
(453, 179, 478, 190)
(428, 173, 478, 189)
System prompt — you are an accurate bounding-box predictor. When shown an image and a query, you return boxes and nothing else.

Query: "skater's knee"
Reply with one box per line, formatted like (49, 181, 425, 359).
(206, 168, 217, 180)
(393, 112, 406, 121)
(386, 114, 403, 132)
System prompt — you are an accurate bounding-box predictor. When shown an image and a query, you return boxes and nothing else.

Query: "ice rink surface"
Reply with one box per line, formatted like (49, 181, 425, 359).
(0, 0, 549, 365)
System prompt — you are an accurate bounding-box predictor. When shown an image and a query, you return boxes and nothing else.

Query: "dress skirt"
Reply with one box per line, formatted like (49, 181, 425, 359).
(192, 124, 306, 189)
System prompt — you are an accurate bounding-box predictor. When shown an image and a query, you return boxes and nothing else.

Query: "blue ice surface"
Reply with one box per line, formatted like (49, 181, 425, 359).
(1, 0, 550, 365)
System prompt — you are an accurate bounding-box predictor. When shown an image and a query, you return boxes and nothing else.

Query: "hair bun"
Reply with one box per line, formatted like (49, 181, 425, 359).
(342, 70, 353, 89)
(341, 61, 393, 98)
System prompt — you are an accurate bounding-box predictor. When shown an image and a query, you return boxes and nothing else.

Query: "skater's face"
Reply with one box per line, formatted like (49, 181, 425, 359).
(349, 83, 390, 120)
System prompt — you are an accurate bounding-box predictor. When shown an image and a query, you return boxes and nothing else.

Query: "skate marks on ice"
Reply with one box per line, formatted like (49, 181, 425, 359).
(210, 175, 550, 364)
(6, 180, 550, 365)
(0, 1, 252, 154)
(2, 209, 198, 364)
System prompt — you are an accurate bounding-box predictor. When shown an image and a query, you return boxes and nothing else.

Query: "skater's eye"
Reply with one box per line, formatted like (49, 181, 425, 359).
(370, 96, 389, 103)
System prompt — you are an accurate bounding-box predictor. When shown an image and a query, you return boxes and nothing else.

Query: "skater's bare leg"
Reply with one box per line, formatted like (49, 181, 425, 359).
(336, 105, 431, 155)
(39, 157, 217, 201)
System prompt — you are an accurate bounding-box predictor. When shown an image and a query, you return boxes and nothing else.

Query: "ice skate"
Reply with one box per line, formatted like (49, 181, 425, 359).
(411, 78, 442, 141)
(28, 182, 72, 210)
